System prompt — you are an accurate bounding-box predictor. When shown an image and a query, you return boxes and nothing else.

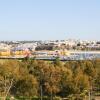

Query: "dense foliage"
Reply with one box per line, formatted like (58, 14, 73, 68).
(0, 59, 99, 100)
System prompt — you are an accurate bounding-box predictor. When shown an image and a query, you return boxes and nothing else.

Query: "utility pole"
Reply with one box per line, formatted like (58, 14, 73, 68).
(40, 85, 43, 100)
(89, 90, 91, 100)
(89, 79, 93, 100)
(40, 70, 43, 100)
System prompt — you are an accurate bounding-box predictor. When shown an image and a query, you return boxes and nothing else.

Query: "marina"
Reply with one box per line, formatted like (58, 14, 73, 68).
(0, 51, 100, 60)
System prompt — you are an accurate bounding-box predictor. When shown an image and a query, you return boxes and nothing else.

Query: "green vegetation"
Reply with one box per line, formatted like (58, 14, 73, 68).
(0, 59, 99, 100)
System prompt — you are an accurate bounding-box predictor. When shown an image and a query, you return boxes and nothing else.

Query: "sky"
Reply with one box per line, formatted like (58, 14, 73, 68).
(0, 0, 100, 40)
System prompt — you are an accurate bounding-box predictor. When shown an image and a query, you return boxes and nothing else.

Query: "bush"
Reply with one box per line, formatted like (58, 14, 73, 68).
(53, 96, 62, 100)
(16, 96, 50, 100)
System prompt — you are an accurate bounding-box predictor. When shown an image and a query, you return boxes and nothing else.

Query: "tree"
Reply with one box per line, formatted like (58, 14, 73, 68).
(54, 57, 62, 66)
(83, 61, 96, 78)
(44, 65, 61, 100)
(58, 66, 74, 97)
(74, 72, 90, 94)
(11, 74, 38, 97)
(0, 60, 20, 100)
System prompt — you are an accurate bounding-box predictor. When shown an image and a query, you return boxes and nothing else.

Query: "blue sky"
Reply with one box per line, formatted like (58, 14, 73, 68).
(0, 0, 100, 40)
